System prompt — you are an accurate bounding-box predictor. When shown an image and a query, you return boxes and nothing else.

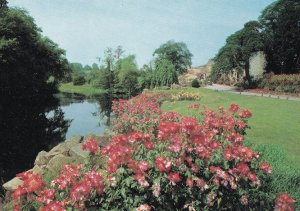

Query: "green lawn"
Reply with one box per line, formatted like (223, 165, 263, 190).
(160, 88, 300, 168)
(59, 83, 105, 96)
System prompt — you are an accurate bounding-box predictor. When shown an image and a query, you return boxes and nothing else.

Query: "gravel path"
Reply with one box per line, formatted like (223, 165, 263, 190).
(205, 84, 300, 101)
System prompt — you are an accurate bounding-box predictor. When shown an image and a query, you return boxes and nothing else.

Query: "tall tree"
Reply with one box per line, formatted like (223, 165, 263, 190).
(212, 21, 265, 83)
(0, 8, 69, 102)
(153, 40, 192, 74)
(259, 0, 300, 73)
(152, 58, 178, 87)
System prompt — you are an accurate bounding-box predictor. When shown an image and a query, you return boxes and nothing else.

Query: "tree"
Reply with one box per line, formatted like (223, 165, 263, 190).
(259, 0, 300, 73)
(0, 8, 69, 102)
(211, 21, 265, 84)
(153, 40, 193, 74)
(152, 58, 178, 87)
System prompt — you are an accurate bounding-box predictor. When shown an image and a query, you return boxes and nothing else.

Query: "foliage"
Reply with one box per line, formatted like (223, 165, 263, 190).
(73, 75, 86, 86)
(10, 93, 296, 210)
(152, 58, 178, 87)
(259, 0, 300, 74)
(0, 7, 69, 100)
(191, 79, 200, 88)
(153, 40, 193, 74)
(258, 73, 300, 93)
(212, 0, 300, 83)
(211, 21, 265, 84)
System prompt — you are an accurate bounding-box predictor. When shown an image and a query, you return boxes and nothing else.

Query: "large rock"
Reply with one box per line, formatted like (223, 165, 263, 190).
(34, 150, 48, 166)
(2, 177, 23, 191)
(69, 144, 89, 161)
(46, 154, 76, 173)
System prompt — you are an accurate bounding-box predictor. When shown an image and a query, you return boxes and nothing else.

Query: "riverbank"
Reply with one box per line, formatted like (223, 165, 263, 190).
(59, 83, 105, 96)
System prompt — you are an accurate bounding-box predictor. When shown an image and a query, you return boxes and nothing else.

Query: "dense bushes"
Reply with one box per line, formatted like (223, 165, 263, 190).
(72, 75, 86, 86)
(259, 73, 300, 94)
(191, 79, 200, 88)
(10, 93, 295, 210)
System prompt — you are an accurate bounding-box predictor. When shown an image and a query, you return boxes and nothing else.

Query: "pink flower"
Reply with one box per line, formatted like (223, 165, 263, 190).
(240, 195, 249, 205)
(168, 172, 181, 185)
(155, 157, 172, 172)
(134, 174, 149, 188)
(151, 183, 161, 197)
(229, 104, 239, 113)
(40, 201, 65, 211)
(275, 193, 295, 211)
(82, 139, 99, 154)
(260, 162, 272, 174)
(186, 178, 193, 188)
(136, 204, 151, 211)
(70, 182, 91, 202)
(138, 161, 150, 172)
(238, 109, 252, 118)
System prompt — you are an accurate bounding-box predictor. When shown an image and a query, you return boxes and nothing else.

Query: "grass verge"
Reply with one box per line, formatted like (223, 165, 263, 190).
(59, 83, 105, 96)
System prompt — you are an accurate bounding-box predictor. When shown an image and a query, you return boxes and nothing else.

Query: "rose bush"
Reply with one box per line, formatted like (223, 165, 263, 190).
(10, 93, 295, 210)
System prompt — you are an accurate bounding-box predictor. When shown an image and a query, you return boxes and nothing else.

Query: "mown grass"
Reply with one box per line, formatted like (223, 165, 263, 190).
(59, 83, 105, 96)
(158, 88, 300, 205)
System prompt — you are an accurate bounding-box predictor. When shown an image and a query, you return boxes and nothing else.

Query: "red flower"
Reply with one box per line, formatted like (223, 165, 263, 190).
(40, 201, 65, 211)
(168, 172, 181, 185)
(12, 186, 26, 201)
(136, 203, 151, 211)
(82, 139, 99, 154)
(70, 182, 91, 202)
(144, 141, 155, 150)
(229, 104, 239, 113)
(138, 161, 150, 172)
(186, 178, 193, 188)
(155, 157, 171, 172)
(260, 162, 272, 174)
(275, 193, 295, 211)
(238, 109, 252, 118)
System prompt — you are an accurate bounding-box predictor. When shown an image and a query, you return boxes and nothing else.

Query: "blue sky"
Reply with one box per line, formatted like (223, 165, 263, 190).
(9, 0, 275, 67)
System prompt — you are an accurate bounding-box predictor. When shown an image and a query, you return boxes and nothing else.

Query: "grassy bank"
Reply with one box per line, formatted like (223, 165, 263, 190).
(59, 83, 105, 96)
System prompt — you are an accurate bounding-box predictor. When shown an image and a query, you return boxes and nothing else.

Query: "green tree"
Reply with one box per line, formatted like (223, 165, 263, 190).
(259, 0, 300, 73)
(0, 8, 69, 101)
(153, 40, 193, 74)
(152, 58, 178, 87)
(0, 0, 7, 9)
(212, 21, 265, 84)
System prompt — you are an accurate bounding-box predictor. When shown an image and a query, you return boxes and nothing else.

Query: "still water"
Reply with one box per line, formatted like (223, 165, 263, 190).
(55, 93, 108, 139)
(0, 92, 111, 185)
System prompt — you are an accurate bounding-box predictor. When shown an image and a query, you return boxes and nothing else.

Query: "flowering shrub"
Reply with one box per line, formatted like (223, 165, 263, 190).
(171, 91, 201, 101)
(10, 93, 295, 210)
(259, 73, 300, 94)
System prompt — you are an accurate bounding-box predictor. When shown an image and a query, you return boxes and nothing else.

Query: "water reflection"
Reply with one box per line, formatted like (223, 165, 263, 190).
(0, 92, 114, 190)
(0, 95, 70, 185)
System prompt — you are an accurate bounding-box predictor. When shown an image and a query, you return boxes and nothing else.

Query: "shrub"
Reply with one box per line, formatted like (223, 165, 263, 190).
(191, 79, 200, 88)
(171, 91, 201, 101)
(259, 74, 300, 94)
(10, 94, 295, 210)
(73, 75, 86, 86)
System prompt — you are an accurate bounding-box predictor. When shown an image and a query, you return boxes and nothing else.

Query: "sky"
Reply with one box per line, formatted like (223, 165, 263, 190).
(9, 0, 275, 68)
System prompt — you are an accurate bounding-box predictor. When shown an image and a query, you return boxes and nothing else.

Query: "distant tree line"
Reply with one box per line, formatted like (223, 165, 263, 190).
(67, 40, 193, 98)
(211, 0, 300, 85)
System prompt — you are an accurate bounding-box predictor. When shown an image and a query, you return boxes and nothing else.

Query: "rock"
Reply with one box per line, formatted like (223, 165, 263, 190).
(46, 154, 76, 173)
(69, 144, 89, 161)
(34, 150, 48, 166)
(31, 165, 44, 175)
(64, 136, 83, 149)
(2, 177, 23, 191)
(46, 143, 69, 158)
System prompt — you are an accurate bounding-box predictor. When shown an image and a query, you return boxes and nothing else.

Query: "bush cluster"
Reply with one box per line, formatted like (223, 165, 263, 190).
(10, 93, 295, 210)
(258, 73, 300, 94)
(72, 75, 86, 86)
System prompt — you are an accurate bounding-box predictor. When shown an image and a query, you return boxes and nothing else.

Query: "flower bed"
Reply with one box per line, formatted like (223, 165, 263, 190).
(10, 93, 295, 210)
(259, 74, 300, 94)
